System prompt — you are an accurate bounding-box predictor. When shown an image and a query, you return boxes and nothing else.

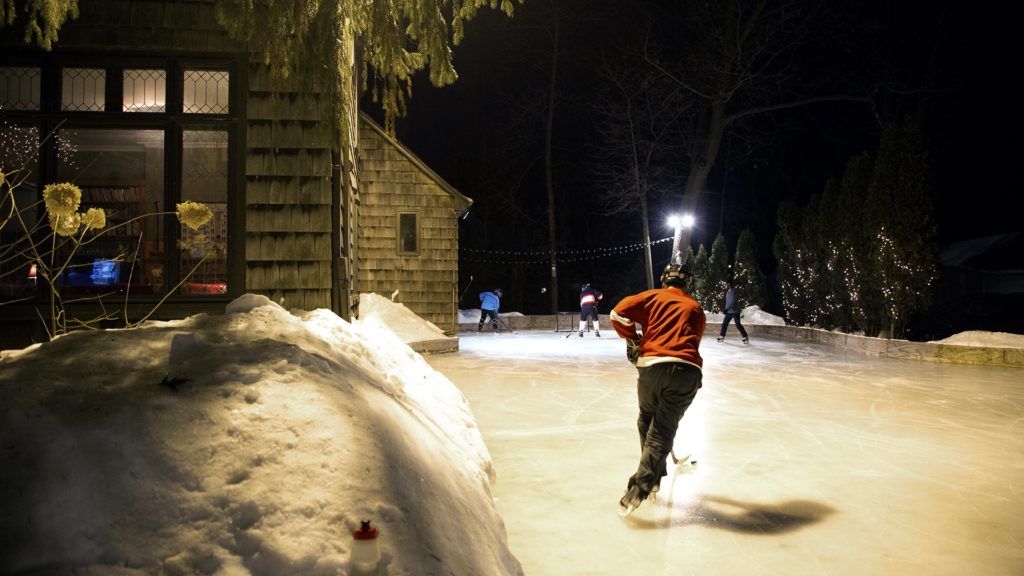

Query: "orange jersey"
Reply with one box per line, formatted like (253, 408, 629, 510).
(610, 287, 705, 368)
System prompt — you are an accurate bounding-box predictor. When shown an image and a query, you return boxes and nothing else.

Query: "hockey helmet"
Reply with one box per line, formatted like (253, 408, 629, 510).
(581, 283, 590, 291)
(660, 263, 690, 287)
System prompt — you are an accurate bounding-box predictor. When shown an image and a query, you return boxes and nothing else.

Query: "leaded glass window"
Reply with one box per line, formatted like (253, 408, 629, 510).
(61, 68, 106, 112)
(0, 67, 41, 110)
(123, 69, 167, 113)
(183, 70, 230, 114)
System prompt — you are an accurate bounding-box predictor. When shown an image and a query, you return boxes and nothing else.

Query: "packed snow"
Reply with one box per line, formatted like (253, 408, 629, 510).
(934, 330, 1024, 348)
(355, 292, 450, 342)
(0, 294, 522, 575)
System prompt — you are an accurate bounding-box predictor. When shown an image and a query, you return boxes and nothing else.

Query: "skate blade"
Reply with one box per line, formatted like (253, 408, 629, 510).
(617, 501, 640, 517)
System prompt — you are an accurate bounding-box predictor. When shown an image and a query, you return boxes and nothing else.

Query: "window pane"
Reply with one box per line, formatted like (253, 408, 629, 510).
(0, 67, 41, 110)
(399, 213, 417, 253)
(56, 128, 165, 294)
(179, 130, 228, 295)
(183, 70, 230, 114)
(61, 68, 106, 112)
(123, 69, 166, 112)
(0, 122, 40, 300)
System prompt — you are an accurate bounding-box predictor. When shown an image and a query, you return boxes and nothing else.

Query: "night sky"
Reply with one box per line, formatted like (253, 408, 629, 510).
(363, 0, 1017, 314)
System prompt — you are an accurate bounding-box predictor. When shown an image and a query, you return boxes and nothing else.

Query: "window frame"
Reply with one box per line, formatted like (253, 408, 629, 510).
(0, 52, 245, 303)
(397, 210, 420, 256)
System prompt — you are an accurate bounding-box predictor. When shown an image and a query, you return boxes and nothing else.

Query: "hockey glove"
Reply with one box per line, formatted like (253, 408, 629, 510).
(626, 339, 641, 365)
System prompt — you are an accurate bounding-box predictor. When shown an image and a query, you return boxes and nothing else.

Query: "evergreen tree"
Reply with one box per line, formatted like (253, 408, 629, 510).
(681, 244, 695, 271)
(707, 233, 729, 313)
(836, 152, 876, 334)
(864, 118, 936, 338)
(732, 229, 764, 310)
(690, 244, 711, 310)
(816, 179, 845, 329)
(798, 194, 825, 326)
(773, 200, 807, 325)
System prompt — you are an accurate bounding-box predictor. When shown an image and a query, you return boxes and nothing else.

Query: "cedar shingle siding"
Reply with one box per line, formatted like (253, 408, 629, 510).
(357, 116, 471, 334)
(245, 66, 335, 311)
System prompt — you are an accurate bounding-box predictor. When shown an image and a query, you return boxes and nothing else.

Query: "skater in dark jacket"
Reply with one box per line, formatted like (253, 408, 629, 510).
(610, 264, 705, 516)
(478, 288, 502, 332)
(717, 282, 749, 343)
(578, 283, 603, 337)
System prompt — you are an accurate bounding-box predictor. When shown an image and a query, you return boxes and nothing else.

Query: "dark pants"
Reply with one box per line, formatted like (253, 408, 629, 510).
(478, 309, 498, 331)
(719, 312, 748, 339)
(580, 305, 598, 322)
(630, 362, 702, 493)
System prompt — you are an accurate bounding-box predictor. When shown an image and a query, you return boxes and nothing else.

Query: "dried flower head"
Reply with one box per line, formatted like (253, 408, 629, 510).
(81, 207, 107, 231)
(49, 212, 82, 237)
(43, 182, 82, 218)
(176, 201, 212, 230)
(0, 169, 6, 187)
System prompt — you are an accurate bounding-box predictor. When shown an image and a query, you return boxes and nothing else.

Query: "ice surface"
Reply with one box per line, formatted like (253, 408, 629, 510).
(427, 329, 1024, 576)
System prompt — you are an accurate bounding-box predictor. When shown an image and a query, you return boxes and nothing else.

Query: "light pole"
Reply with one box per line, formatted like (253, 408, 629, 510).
(668, 213, 695, 265)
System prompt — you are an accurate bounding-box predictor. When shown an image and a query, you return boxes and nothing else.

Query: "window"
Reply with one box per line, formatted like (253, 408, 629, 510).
(123, 69, 167, 113)
(180, 130, 229, 294)
(61, 67, 106, 111)
(0, 58, 237, 302)
(0, 67, 41, 110)
(183, 70, 230, 114)
(0, 122, 40, 299)
(398, 212, 418, 254)
(55, 128, 166, 293)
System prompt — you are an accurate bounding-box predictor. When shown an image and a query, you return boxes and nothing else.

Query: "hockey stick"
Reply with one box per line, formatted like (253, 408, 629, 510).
(458, 275, 474, 305)
(671, 450, 696, 465)
(496, 315, 517, 334)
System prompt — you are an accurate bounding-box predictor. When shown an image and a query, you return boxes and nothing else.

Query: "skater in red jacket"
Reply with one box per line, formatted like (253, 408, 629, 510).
(610, 263, 705, 516)
(578, 283, 603, 337)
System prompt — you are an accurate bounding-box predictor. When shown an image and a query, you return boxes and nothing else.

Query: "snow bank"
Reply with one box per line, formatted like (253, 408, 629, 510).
(356, 292, 448, 342)
(0, 296, 522, 575)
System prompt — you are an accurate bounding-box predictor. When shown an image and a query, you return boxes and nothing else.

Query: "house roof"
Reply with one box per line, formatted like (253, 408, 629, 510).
(940, 232, 1024, 270)
(359, 112, 472, 211)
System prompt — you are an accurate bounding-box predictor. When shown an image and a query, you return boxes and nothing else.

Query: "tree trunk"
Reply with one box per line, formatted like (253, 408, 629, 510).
(673, 100, 727, 258)
(545, 14, 560, 314)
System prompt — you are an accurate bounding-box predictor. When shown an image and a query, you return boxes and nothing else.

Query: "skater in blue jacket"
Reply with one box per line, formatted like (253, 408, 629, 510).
(478, 288, 503, 332)
(717, 282, 749, 343)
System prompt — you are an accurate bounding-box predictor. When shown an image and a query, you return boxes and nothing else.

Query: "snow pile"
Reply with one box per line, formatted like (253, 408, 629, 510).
(0, 295, 522, 575)
(356, 292, 449, 342)
(934, 330, 1024, 348)
(705, 305, 786, 326)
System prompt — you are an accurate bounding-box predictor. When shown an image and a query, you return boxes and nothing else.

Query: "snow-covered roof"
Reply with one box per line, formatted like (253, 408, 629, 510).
(939, 231, 1023, 269)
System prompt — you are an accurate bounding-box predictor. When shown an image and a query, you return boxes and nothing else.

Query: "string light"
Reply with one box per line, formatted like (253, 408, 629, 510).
(460, 237, 672, 265)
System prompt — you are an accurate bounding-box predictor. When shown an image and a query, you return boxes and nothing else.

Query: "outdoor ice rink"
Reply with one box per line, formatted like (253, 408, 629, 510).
(425, 329, 1024, 576)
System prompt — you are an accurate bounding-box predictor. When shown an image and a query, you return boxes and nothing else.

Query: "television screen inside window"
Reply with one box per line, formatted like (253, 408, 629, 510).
(89, 259, 121, 285)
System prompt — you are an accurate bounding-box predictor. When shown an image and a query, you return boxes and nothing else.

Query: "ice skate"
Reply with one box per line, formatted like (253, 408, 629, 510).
(579, 330, 584, 337)
(595, 331, 600, 337)
(742, 337, 749, 344)
(618, 484, 647, 517)
(716, 336, 724, 342)
(648, 483, 659, 501)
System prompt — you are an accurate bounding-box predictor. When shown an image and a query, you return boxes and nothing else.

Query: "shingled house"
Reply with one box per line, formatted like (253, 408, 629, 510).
(0, 0, 469, 347)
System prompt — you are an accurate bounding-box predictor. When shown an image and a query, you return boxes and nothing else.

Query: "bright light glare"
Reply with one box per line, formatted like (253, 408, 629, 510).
(667, 213, 696, 229)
